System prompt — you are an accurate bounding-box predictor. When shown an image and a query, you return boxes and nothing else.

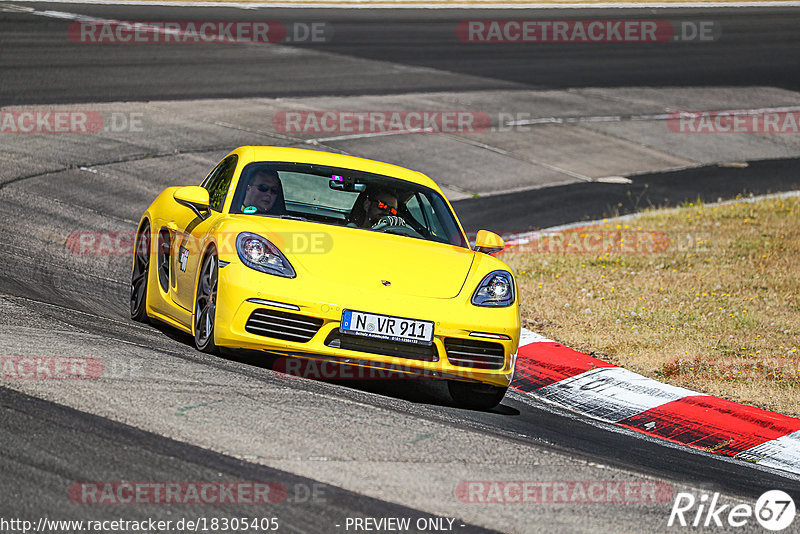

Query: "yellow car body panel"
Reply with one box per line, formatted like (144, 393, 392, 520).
(133, 146, 520, 389)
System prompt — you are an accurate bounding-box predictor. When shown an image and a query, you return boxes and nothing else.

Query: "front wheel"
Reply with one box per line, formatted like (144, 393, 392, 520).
(448, 380, 508, 410)
(130, 223, 150, 323)
(194, 251, 219, 354)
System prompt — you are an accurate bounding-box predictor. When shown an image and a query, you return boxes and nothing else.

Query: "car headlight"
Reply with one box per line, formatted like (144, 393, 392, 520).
(236, 232, 296, 278)
(471, 270, 515, 307)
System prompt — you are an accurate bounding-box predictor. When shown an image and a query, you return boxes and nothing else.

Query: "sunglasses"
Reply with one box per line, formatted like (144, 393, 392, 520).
(376, 200, 398, 216)
(251, 184, 280, 194)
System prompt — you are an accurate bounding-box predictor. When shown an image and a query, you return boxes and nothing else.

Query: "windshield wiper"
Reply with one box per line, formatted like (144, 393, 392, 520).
(279, 215, 309, 221)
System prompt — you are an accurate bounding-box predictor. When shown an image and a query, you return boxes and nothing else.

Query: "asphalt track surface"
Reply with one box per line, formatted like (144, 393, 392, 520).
(0, 5, 799, 105)
(0, 387, 496, 533)
(2, 3, 800, 532)
(453, 157, 800, 232)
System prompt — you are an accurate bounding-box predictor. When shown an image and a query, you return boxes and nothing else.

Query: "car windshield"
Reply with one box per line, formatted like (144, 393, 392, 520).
(230, 162, 468, 248)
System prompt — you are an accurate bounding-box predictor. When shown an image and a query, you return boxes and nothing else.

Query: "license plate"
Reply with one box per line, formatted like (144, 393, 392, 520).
(340, 310, 434, 346)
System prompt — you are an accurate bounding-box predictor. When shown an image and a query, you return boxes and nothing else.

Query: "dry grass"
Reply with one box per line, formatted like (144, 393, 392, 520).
(503, 194, 800, 416)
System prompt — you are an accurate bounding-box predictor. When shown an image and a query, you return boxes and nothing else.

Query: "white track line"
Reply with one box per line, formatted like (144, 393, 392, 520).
(306, 128, 435, 143)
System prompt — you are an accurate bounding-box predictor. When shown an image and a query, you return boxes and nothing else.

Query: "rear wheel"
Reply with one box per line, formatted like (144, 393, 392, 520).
(194, 251, 218, 354)
(448, 380, 508, 410)
(130, 223, 150, 322)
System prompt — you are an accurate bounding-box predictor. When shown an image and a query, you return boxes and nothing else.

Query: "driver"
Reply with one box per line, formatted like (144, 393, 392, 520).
(360, 189, 406, 228)
(243, 168, 284, 214)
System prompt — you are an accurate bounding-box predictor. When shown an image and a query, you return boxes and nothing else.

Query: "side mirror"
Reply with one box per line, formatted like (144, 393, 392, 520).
(474, 230, 505, 255)
(173, 186, 210, 219)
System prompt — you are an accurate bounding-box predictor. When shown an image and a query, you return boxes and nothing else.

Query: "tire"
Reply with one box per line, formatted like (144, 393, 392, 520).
(194, 250, 219, 354)
(157, 228, 171, 292)
(130, 223, 151, 323)
(448, 380, 508, 410)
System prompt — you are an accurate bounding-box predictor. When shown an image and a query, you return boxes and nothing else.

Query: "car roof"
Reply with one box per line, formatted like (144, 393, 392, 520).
(231, 146, 442, 192)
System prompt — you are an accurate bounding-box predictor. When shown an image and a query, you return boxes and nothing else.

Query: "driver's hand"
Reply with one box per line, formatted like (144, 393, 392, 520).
(372, 215, 406, 229)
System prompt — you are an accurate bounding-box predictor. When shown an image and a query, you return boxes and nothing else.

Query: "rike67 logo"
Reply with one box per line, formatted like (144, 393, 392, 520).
(668, 490, 795, 530)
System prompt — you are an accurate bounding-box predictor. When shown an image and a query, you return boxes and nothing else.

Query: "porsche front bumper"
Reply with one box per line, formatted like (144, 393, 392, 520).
(213, 262, 520, 387)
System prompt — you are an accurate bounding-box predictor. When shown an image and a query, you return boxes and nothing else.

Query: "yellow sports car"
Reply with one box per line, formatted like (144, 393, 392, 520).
(130, 146, 520, 409)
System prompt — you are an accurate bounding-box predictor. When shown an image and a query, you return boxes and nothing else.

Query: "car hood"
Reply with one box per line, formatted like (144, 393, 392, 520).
(253, 221, 476, 299)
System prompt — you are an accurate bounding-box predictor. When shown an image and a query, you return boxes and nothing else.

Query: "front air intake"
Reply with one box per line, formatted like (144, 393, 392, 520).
(444, 338, 505, 370)
(245, 308, 323, 343)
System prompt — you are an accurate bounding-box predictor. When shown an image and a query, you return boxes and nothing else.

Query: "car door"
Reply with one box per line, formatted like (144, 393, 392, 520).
(172, 154, 238, 311)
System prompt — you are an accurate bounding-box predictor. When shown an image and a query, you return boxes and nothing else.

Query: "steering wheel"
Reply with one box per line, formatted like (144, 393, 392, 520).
(371, 216, 424, 238)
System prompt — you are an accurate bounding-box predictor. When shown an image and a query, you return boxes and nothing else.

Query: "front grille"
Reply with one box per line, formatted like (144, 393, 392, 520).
(444, 338, 506, 370)
(245, 308, 324, 343)
(324, 329, 438, 362)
